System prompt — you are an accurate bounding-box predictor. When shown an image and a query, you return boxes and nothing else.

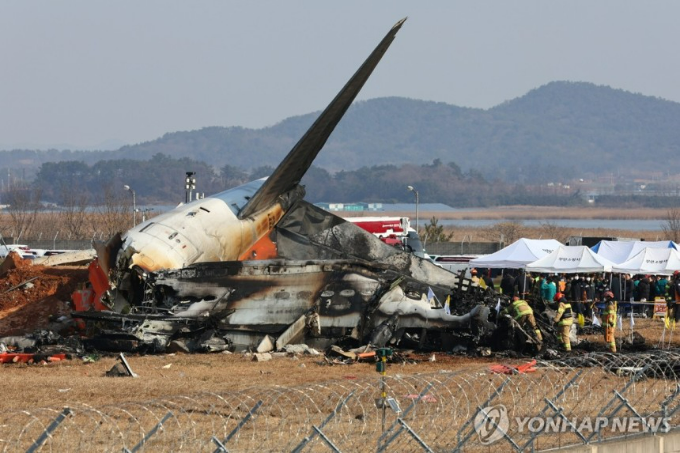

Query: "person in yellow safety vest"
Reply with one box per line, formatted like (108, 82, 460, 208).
(601, 291, 617, 353)
(553, 297, 574, 352)
(501, 296, 543, 345)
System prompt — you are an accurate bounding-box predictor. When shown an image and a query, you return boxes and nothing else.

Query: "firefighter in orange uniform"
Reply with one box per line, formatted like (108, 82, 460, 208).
(553, 297, 574, 352)
(502, 296, 543, 346)
(601, 291, 617, 353)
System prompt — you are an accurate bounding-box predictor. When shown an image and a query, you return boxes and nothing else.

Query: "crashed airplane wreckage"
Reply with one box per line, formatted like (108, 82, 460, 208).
(72, 18, 497, 353)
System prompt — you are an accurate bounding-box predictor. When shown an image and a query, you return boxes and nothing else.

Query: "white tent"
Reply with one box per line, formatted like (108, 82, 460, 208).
(469, 238, 562, 269)
(611, 247, 680, 275)
(526, 246, 616, 273)
(592, 240, 678, 264)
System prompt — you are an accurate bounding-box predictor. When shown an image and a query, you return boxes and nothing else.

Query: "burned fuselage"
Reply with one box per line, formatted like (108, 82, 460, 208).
(77, 257, 490, 351)
(78, 201, 493, 351)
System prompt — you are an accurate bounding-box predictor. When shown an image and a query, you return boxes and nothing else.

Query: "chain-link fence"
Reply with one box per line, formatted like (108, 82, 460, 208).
(1, 236, 95, 251)
(3, 351, 680, 452)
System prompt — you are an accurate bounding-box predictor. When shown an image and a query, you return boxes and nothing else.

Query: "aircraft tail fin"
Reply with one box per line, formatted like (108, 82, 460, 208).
(238, 18, 406, 219)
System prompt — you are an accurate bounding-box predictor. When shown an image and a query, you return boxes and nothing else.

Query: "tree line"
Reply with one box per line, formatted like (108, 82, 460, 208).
(5, 153, 680, 211)
(23, 154, 589, 207)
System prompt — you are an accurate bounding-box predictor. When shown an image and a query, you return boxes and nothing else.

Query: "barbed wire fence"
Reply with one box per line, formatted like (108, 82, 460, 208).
(3, 351, 680, 452)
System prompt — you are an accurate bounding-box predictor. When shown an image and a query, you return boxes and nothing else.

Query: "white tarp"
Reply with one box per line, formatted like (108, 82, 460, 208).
(612, 247, 680, 275)
(526, 246, 616, 273)
(469, 238, 562, 269)
(592, 240, 678, 264)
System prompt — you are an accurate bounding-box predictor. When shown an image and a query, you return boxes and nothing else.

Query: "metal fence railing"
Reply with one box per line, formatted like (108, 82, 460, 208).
(426, 242, 501, 256)
(1, 237, 95, 251)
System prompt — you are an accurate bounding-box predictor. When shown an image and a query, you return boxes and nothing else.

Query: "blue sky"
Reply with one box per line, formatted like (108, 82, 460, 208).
(1, 1, 678, 150)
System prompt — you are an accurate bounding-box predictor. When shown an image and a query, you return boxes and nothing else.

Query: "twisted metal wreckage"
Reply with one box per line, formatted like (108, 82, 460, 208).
(68, 19, 543, 355)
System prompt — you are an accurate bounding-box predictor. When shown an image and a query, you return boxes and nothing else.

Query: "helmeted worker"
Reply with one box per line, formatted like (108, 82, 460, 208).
(553, 297, 574, 352)
(502, 296, 543, 345)
(601, 291, 617, 353)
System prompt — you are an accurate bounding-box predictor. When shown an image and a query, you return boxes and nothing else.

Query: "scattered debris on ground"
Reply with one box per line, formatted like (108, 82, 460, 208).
(0, 251, 673, 374)
(105, 353, 138, 377)
(0, 254, 88, 337)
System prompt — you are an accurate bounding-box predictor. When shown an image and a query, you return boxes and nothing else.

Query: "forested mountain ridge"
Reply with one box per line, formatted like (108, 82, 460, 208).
(3, 81, 680, 184)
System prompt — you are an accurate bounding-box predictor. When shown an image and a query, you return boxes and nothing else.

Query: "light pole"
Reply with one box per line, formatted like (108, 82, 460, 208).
(185, 171, 196, 203)
(407, 185, 419, 233)
(124, 184, 136, 226)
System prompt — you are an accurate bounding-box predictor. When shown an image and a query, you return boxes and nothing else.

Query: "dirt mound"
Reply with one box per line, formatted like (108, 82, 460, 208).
(0, 251, 32, 278)
(0, 260, 89, 336)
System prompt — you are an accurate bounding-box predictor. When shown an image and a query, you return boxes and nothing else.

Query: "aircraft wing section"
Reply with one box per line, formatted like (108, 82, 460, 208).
(238, 18, 406, 220)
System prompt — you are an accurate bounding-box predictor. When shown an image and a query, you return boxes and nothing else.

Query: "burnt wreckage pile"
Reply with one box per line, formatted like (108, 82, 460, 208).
(44, 19, 581, 358)
(70, 196, 491, 353)
(71, 207, 573, 356)
(74, 269, 499, 355)
(71, 249, 546, 357)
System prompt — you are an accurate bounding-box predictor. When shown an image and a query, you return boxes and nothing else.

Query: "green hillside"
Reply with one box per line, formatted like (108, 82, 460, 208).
(3, 81, 680, 184)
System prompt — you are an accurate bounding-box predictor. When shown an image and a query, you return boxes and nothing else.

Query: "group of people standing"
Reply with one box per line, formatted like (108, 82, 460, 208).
(484, 268, 680, 353)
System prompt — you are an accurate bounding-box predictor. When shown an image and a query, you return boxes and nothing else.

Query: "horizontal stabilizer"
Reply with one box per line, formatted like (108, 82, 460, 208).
(238, 18, 406, 219)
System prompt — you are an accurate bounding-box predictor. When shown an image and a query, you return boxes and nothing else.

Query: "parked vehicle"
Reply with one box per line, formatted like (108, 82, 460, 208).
(343, 216, 428, 259)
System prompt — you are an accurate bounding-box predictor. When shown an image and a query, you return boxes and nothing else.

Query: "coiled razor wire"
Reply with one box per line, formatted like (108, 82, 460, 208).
(3, 350, 680, 452)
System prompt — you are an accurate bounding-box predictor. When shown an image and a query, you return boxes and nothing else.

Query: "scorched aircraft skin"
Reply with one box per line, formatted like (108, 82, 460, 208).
(80, 18, 493, 351)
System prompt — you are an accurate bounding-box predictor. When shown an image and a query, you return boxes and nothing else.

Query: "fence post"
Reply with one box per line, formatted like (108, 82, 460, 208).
(662, 383, 680, 422)
(584, 364, 650, 444)
(542, 398, 588, 444)
(123, 411, 173, 453)
(612, 390, 654, 431)
(292, 392, 354, 453)
(388, 418, 434, 452)
(212, 400, 262, 453)
(311, 425, 342, 453)
(520, 370, 584, 451)
(452, 377, 511, 452)
(377, 383, 434, 452)
(26, 407, 72, 453)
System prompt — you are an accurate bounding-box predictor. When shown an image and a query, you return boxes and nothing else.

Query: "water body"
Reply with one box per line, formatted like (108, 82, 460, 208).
(378, 203, 460, 212)
(377, 204, 665, 231)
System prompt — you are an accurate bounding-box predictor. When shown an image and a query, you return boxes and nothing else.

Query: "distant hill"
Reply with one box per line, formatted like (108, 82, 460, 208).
(3, 81, 680, 183)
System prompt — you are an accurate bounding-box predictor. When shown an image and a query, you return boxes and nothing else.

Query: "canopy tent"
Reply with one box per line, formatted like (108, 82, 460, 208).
(592, 240, 678, 264)
(525, 246, 616, 274)
(468, 238, 562, 269)
(611, 247, 680, 276)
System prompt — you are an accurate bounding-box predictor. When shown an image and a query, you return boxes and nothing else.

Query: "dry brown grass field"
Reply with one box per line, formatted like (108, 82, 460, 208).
(0, 205, 672, 243)
(0, 317, 674, 413)
(0, 352, 494, 411)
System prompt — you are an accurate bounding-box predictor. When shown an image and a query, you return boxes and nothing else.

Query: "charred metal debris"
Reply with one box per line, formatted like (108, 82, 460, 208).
(72, 259, 498, 354)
